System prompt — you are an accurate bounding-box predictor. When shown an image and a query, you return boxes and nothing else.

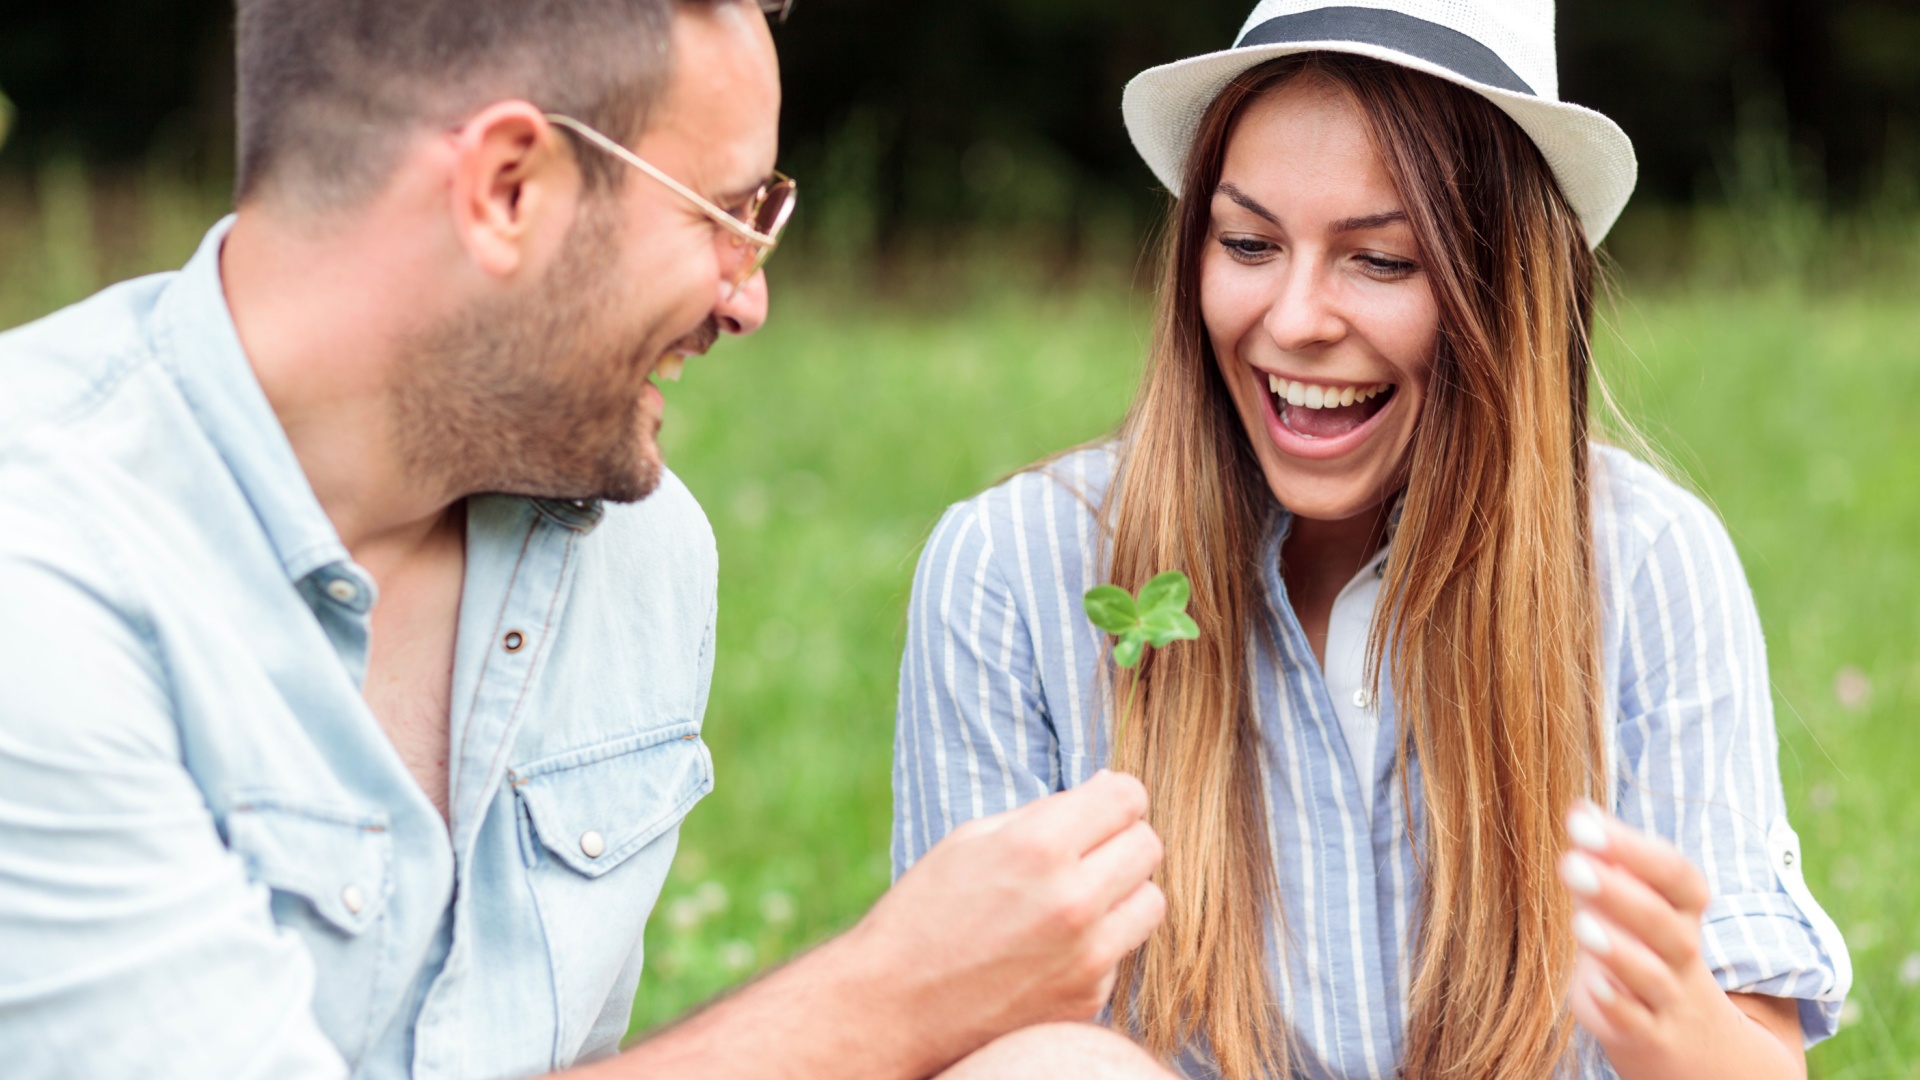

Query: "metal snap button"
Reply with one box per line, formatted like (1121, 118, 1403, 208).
(341, 884, 366, 914)
(325, 578, 360, 604)
(503, 630, 525, 652)
(580, 830, 606, 859)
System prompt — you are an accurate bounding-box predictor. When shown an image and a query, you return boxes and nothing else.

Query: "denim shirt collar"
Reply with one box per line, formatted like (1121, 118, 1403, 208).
(147, 216, 355, 588)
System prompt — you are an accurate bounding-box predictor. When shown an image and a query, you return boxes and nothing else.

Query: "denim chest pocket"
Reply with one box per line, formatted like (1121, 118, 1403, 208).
(509, 720, 713, 877)
(507, 721, 713, 1066)
(225, 795, 394, 934)
(223, 795, 395, 1059)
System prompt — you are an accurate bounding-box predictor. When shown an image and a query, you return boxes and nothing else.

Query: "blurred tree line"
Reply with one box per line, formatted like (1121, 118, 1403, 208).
(3, 0, 1918, 241)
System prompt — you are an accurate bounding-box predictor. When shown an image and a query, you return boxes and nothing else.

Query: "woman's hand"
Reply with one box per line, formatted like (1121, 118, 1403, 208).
(1560, 803, 1807, 1080)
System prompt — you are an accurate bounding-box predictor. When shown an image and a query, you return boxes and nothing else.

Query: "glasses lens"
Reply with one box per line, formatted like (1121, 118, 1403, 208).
(754, 180, 798, 240)
(757, 0, 794, 24)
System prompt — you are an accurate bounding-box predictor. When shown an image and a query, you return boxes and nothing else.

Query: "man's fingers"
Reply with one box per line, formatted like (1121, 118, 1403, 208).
(1021, 770, 1150, 857)
(946, 806, 1019, 843)
(1566, 802, 1711, 916)
(1092, 879, 1167, 962)
(1077, 819, 1165, 912)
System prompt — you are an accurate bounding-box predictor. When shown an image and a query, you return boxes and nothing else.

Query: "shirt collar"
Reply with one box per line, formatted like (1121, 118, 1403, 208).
(148, 217, 353, 585)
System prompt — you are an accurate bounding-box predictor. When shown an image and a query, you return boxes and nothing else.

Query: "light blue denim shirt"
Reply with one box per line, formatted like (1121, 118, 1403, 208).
(0, 220, 719, 1079)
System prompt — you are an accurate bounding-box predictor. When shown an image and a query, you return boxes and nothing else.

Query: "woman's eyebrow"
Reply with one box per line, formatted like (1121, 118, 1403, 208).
(1331, 210, 1409, 233)
(1216, 181, 1279, 224)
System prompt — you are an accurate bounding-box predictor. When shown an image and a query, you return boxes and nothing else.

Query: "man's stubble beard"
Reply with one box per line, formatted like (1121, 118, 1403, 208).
(394, 199, 672, 505)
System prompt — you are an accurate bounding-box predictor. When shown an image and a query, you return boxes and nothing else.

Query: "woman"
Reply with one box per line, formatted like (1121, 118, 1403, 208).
(892, 2, 1850, 1079)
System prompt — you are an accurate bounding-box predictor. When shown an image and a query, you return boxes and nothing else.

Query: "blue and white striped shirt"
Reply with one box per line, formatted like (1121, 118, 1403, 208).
(892, 443, 1849, 1079)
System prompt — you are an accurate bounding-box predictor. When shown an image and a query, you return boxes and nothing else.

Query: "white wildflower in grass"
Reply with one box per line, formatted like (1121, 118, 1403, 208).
(1851, 922, 1883, 952)
(759, 889, 797, 926)
(666, 896, 704, 933)
(719, 940, 756, 973)
(1839, 999, 1864, 1029)
(1900, 952, 1920, 987)
(693, 880, 730, 915)
(1834, 665, 1872, 711)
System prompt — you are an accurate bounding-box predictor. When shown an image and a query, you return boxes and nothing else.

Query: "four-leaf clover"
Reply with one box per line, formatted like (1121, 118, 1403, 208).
(1083, 571, 1200, 753)
(1084, 571, 1201, 667)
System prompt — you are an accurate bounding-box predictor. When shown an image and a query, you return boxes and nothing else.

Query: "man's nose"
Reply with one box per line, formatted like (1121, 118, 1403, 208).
(715, 269, 769, 336)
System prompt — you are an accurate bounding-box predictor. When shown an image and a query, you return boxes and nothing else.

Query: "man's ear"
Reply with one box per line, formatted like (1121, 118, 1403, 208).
(447, 101, 580, 279)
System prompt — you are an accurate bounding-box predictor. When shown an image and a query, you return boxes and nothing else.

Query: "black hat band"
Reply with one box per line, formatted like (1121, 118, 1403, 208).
(1235, 6, 1535, 96)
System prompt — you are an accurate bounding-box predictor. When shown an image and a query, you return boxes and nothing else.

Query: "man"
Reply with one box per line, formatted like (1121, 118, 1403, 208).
(0, 1, 1175, 1077)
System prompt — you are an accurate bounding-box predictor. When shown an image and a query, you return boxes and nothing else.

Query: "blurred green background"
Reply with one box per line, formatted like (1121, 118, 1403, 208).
(4, 0, 1919, 1076)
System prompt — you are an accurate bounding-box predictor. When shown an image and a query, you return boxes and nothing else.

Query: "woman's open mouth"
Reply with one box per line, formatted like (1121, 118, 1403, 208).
(1267, 374, 1395, 440)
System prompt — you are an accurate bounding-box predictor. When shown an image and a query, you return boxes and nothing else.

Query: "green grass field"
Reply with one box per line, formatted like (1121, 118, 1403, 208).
(4, 187, 1916, 1076)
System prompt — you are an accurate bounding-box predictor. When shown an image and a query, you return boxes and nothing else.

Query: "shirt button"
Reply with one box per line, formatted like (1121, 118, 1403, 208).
(341, 884, 366, 914)
(579, 830, 606, 859)
(1351, 689, 1372, 709)
(1783, 850, 1796, 868)
(325, 578, 361, 604)
(503, 630, 526, 652)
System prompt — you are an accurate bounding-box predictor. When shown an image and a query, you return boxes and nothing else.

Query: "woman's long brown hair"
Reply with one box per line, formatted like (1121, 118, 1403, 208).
(1102, 53, 1606, 1079)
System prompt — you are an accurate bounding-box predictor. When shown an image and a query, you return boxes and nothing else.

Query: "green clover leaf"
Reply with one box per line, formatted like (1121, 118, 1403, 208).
(1082, 585, 1139, 636)
(1136, 571, 1190, 616)
(1140, 608, 1200, 648)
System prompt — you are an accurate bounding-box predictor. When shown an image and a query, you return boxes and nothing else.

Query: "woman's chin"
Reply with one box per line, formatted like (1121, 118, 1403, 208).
(1252, 448, 1407, 522)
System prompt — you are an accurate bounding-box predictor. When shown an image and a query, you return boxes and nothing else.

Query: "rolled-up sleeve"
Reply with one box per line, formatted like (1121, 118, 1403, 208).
(892, 499, 1062, 877)
(1611, 489, 1850, 1046)
(0, 551, 347, 1079)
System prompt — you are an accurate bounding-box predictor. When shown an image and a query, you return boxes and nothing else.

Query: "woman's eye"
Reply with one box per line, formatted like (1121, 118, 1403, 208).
(1358, 253, 1418, 278)
(1219, 237, 1276, 262)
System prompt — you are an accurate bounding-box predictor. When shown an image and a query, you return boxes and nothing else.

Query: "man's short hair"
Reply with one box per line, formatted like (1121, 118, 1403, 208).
(236, 0, 721, 210)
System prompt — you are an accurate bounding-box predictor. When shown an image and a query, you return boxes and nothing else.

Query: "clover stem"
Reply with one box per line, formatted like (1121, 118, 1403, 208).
(1114, 668, 1141, 763)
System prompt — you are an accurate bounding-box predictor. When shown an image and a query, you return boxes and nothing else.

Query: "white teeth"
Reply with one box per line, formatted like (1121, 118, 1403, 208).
(655, 354, 687, 382)
(1266, 375, 1392, 410)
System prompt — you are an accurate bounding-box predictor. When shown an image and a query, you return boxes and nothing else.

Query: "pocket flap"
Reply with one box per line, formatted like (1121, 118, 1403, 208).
(509, 722, 713, 878)
(225, 796, 394, 936)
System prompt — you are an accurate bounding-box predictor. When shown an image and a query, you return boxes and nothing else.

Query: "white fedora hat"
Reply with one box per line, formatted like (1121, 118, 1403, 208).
(1122, 0, 1637, 246)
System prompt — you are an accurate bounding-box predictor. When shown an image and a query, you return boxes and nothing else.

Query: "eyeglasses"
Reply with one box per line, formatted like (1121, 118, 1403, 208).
(758, 0, 795, 24)
(544, 113, 798, 292)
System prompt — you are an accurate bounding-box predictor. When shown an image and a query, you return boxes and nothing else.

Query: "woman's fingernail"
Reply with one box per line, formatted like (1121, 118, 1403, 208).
(1573, 911, 1613, 955)
(1589, 971, 1617, 1004)
(1561, 852, 1601, 897)
(1568, 807, 1610, 852)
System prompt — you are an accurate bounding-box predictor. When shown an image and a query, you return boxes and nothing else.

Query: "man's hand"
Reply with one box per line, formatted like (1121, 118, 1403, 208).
(844, 770, 1166, 1070)
(1561, 803, 1806, 1080)
(595, 770, 1165, 1080)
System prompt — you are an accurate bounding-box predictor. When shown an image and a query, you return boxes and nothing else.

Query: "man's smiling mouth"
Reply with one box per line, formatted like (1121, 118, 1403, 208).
(651, 318, 723, 383)
(1267, 373, 1396, 440)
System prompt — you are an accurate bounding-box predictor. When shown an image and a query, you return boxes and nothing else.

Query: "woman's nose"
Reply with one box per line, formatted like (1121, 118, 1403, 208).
(1262, 257, 1344, 354)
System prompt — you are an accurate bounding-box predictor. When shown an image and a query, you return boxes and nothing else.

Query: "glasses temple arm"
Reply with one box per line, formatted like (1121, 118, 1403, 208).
(543, 113, 779, 247)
